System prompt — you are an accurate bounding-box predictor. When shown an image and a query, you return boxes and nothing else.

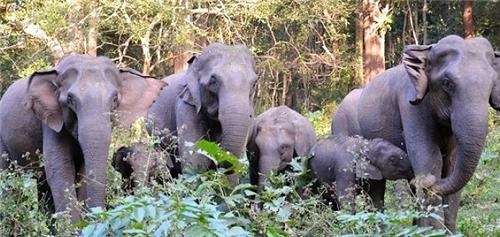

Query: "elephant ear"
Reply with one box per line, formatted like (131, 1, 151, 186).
(179, 53, 222, 113)
(355, 160, 384, 180)
(293, 119, 317, 157)
(179, 71, 202, 113)
(116, 68, 166, 127)
(490, 51, 500, 110)
(403, 44, 433, 105)
(247, 122, 261, 186)
(25, 69, 63, 132)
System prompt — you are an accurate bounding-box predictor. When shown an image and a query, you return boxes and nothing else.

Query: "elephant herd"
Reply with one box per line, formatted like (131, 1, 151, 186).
(0, 35, 498, 233)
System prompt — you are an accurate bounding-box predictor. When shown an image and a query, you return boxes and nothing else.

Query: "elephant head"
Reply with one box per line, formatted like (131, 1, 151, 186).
(360, 138, 413, 180)
(25, 55, 165, 208)
(179, 43, 257, 171)
(249, 106, 316, 189)
(112, 143, 171, 190)
(402, 35, 499, 195)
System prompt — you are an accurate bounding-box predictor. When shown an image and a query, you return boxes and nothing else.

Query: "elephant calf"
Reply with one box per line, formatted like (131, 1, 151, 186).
(247, 106, 316, 190)
(112, 142, 173, 191)
(309, 135, 413, 210)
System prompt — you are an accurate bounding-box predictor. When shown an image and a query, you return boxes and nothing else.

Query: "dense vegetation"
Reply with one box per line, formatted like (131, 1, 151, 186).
(0, 0, 499, 236)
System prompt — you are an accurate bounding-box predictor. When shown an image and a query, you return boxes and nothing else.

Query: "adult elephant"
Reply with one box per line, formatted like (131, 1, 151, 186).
(247, 106, 316, 190)
(0, 55, 165, 222)
(333, 35, 500, 232)
(147, 43, 256, 185)
(331, 88, 362, 136)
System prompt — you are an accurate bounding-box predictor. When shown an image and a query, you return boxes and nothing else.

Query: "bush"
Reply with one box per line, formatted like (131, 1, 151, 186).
(80, 140, 447, 236)
(0, 169, 50, 236)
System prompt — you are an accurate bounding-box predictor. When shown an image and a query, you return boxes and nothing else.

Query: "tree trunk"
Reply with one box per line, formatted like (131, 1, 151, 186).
(87, 9, 99, 56)
(463, 0, 474, 38)
(362, 0, 385, 84)
(355, 0, 364, 85)
(422, 0, 428, 44)
(173, 0, 194, 73)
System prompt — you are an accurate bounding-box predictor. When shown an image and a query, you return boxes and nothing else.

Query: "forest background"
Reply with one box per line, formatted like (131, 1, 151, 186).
(0, 0, 499, 236)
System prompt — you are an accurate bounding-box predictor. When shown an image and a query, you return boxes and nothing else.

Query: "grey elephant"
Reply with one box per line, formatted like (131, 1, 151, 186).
(332, 35, 500, 232)
(309, 135, 413, 210)
(331, 88, 362, 136)
(147, 43, 256, 185)
(247, 106, 316, 189)
(0, 55, 165, 222)
(112, 142, 173, 191)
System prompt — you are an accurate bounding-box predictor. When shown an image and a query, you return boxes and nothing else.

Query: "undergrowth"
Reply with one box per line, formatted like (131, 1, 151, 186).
(0, 109, 498, 236)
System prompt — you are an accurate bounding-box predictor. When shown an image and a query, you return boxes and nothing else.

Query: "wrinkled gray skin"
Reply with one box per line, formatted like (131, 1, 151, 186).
(0, 55, 165, 222)
(247, 106, 316, 189)
(331, 89, 362, 135)
(309, 135, 413, 210)
(112, 142, 172, 191)
(333, 35, 500, 232)
(147, 43, 256, 185)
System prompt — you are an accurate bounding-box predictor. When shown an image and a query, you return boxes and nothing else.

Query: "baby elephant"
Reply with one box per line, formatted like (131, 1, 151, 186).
(112, 142, 172, 190)
(309, 135, 413, 210)
(248, 106, 316, 190)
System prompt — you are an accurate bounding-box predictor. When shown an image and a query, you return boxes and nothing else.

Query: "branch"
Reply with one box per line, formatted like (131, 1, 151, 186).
(22, 22, 64, 61)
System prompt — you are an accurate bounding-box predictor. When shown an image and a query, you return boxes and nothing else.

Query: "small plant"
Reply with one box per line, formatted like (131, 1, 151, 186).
(0, 168, 51, 236)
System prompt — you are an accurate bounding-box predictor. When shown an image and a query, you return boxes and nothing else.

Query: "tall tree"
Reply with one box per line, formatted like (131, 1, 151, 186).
(463, 0, 474, 38)
(355, 0, 364, 85)
(361, 0, 390, 84)
(173, 0, 194, 73)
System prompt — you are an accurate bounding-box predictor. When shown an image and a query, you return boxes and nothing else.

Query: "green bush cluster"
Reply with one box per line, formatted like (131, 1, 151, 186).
(0, 110, 498, 236)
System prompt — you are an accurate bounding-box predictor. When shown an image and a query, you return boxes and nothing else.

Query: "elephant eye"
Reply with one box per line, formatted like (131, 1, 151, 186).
(67, 94, 75, 106)
(441, 77, 455, 90)
(207, 75, 219, 93)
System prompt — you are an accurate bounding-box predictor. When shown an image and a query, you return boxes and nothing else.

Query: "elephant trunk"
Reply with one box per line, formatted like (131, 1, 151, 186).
(434, 102, 489, 195)
(257, 154, 280, 190)
(78, 109, 112, 208)
(218, 97, 253, 172)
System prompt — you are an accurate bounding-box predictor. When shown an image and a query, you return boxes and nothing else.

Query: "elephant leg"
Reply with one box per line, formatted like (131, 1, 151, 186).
(176, 101, 211, 171)
(42, 126, 80, 222)
(336, 174, 356, 211)
(443, 190, 461, 233)
(366, 179, 386, 211)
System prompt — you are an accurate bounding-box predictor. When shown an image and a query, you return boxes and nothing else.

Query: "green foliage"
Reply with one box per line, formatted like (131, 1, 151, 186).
(458, 126, 500, 237)
(193, 140, 246, 174)
(18, 59, 51, 78)
(75, 140, 448, 236)
(0, 168, 50, 236)
(305, 102, 338, 138)
(82, 195, 251, 237)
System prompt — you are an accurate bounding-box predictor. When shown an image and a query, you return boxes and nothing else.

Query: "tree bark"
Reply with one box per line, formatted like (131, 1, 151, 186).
(463, 0, 474, 38)
(87, 9, 99, 56)
(355, 0, 364, 85)
(22, 23, 65, 62)
(173, 0, 194, 73)
(362, 0, 385, 84)
(422, 0, 428, 44)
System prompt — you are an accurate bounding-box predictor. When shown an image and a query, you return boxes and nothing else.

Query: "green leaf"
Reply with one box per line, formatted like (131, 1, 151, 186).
(154, 220, 172, 237)
(193, 140, 245, 173)
(135, 207, 146, 222)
